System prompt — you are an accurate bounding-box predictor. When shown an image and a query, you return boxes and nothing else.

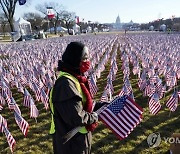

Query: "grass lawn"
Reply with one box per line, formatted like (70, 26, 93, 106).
(0, 44, 179, 154)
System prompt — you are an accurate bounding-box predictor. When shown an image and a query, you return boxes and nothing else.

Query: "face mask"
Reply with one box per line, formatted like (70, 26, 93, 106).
(80, 61, 91, 73)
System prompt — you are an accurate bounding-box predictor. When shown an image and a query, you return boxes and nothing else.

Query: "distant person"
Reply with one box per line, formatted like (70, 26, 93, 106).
(125, 29, 127, 35)
(49, 41, 108, 154)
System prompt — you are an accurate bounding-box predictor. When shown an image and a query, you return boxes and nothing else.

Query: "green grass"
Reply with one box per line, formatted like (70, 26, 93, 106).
(0, 46, 179, 154)
(0, 35, 12, 42)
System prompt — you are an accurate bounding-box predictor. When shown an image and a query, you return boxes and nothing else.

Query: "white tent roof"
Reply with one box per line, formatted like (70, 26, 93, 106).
(14, 17, 32, 35)
(16, 17, 30, 25)
(87, 26, 92, 30)
(73, 24, 80, 28)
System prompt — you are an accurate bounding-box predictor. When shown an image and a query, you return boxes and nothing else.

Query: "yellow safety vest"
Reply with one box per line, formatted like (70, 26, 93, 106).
(49, 71, 88, 134)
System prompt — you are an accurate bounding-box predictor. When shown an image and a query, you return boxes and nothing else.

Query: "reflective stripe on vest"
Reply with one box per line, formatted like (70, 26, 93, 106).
(49, 71, 88, 134)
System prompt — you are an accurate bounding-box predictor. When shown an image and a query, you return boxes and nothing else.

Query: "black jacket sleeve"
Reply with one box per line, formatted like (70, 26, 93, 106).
(52, 76, 98, 128)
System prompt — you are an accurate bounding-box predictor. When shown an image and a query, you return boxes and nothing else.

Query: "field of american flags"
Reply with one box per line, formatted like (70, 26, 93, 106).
(0, 32, 180, 153)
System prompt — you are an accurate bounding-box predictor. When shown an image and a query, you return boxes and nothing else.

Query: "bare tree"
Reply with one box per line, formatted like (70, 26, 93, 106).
(0, 0, 31, 32)
(23, 12, 45, 31)
(0, 14, 8, 36)
(0, 0, 19, 31)
(35, 2, 65, 34)
(62, 11, 76, 34)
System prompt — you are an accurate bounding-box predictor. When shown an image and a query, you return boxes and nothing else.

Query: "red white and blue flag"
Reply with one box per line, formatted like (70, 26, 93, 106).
(148, 93, 161, 115)
(14, 109, 29, 136)
(99, 95, 143, 140)
(3, 124, 16, 152)
(166, 91, 179, 112)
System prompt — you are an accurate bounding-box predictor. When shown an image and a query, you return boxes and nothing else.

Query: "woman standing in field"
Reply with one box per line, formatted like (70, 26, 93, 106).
(49, 41, 106, 154)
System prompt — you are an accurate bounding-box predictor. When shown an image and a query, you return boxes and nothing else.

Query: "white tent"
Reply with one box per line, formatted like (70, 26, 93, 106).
(160, 24, 166, 31)
(14, 18, 32, 36)
(87, 26, 92, 33)
(94, 27, 98, 32)
(73, 24, 80, 34)
(149, 25, 154, 31)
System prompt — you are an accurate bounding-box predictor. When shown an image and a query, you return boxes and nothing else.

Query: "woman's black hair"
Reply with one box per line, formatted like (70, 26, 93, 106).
(58, 41, 87, 74)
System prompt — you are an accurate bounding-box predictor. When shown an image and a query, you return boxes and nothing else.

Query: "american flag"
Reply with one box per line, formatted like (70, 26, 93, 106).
(31, 82, 41, 101)
(1, 87, 12, 99)
(147, 67, 155, 78)
(88, 74, 98, 97)
(138, 71, 147, 91)
(30, 99, 39, 118)
(2, 75, 10, 85)
(23, 88, 31, 107)
(157, 84, 166, 99)
(155, 78, 163, 90)
(106, 78, 114, 94)
(178, 91, 180, 100)
(31, 74, 40, 87)
(14, 109, 29, 136)
(99, 95, 143, 140)
(17, 82, 24, 94)
(177, 69, 180, 79)
(132, 66, 140, 75)
(7, 97, 17, 110)
(0, 104, 3, 111)
(0, 114, 7, 132)
(101, 89, 109, 102)
(138, 79, 147, 91)
(148, 93, 161, 115)
(119, 85, 132, 97)
(144, 83, 156, 97)
(166, 91, 178, 112)
(40, 88, 49, 110)
(149, 74, 159, 84)
(0, 93, 6, 106)
(2, 124, 16, 153)
(2, 91, 11, 106)
(17, 73, 28, 86)
(166, 72, 177, 87)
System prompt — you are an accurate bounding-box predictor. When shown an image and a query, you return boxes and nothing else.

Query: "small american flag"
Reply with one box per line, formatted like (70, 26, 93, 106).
(101, 89, 109, 102)
(14, 110, 29, 136)
(0, 104, 3, 111)
(178, 91, 180, 100)
(40, 88, 49, 110)
(138, 79, 147, 91)
(148, 93, 161, 115)
(1, 87, 12, 99)
(99, 95, 143, 140)
(23, 88, 31, 107)
(166, 91, 178, 112)
(149, 74, 159, 84)
(0, 93, 6, 106)
(30, 99, 39, 118)
(88, 74, 98, 97)
(31, 83, 41, 101)
(144, 83, 156, 97)
(0, 114, 7, 132)
(3, 124, 16, 153)
(132, 66, 140, 75)
(119, 85, 132, 97)
(8, 97, 16, 110)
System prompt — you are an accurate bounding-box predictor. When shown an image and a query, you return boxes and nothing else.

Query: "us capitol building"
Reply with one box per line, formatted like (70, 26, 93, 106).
(114, 15, 122, 30)
(111, 15, 134, 31)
